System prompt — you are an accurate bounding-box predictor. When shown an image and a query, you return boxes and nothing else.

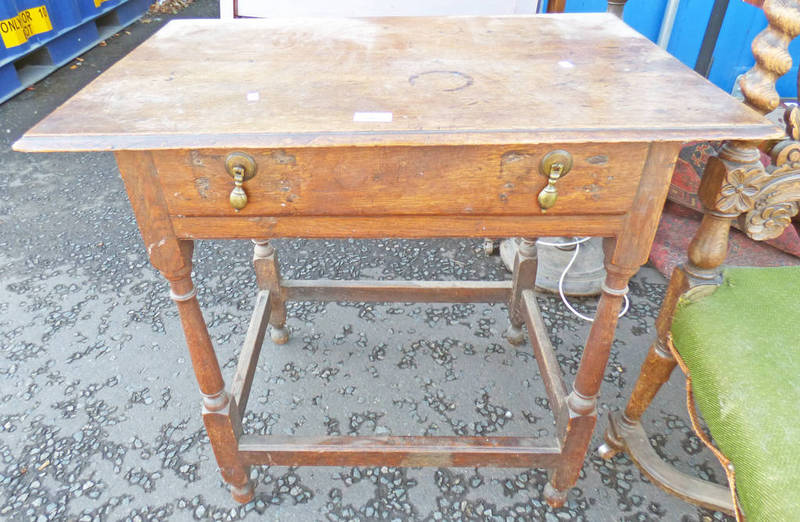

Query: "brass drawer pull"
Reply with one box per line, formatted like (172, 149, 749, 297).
(225, 152, 257, 212)
(538, 150, 573, 212)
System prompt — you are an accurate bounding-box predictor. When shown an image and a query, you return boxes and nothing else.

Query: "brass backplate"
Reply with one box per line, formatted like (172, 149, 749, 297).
(539, 150, 573, 177)
(225, 152, 257, 181)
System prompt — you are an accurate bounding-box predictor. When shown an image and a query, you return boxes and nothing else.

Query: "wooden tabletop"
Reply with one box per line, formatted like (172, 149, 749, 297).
(15, 14, 781, 152)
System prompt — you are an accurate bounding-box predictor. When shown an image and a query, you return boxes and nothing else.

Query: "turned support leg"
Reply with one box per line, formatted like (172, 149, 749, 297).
(545, 261, 633, 508)
(166, 241, 253, 503)
(505, 238, 538, 346)
(607, 0, 628, 17)
(115, 152, 254, 502)
(539, 143, 681, 506)
(599, 337, 677, 460)
(598, 267, 692, 459)
(253, 240, 289, 345)
(622, 340, 677, 423)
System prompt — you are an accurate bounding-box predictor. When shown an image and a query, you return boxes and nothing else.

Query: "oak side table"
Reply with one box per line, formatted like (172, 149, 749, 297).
(14, 15, 780, 507)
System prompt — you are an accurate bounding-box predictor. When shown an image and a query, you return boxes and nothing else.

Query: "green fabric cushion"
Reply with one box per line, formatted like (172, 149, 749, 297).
(671, 266, 800, 521)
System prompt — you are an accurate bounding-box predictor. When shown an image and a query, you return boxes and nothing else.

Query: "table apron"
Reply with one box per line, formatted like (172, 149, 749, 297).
(152, 143, 649, 218)
(170, 214, 626, 239)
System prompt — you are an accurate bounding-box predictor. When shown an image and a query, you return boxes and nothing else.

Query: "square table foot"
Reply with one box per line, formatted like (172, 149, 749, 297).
(597, 441, 620, 460)
(504, 324, 526, 346)
(543, 481, 568, 508)
(269, 325, 289, 345)
(230, 481, 255, 504)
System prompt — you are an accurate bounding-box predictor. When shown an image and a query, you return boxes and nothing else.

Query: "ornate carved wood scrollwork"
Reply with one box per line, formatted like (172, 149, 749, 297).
(687, 0, 800, 274)
(688, 142, 767, 273)
(739, 139, 800, 239)
(695, 139, 800, 246)
(700, 142, 767, 215)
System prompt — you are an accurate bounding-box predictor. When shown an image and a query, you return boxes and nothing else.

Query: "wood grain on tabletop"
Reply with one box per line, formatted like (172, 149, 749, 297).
(14, 14, 781, 152)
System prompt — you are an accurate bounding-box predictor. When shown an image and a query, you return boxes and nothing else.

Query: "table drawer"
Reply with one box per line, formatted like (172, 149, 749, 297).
(153, 144, 648, 218)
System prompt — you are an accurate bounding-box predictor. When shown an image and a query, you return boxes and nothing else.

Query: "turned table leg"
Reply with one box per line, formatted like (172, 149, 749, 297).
(544, 261, 634, 507)
(598, 268, 689, 459)
(253, 240, 289, 345)
(506, 238, 538, 346)
(543, 142, 681, 507)
(165, 241, 253, 503)
(115, 151, 255, 502)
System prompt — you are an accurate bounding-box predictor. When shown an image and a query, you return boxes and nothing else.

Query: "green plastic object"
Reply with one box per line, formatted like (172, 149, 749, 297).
(671, 266, 800, 521)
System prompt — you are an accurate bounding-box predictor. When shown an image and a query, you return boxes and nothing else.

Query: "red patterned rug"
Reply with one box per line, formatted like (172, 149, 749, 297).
(649, 142, 800, 277)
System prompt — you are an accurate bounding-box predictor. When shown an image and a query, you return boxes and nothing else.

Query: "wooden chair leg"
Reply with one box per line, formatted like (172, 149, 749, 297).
(253, 240, 289, 345)
(167, 241, 253, 503)
(591, 268, 735, 517)
(505, 238, 538, 346)
(598, 338, 677, 459)
(598, 267, 691, 458)
(544, 261, 635, 507)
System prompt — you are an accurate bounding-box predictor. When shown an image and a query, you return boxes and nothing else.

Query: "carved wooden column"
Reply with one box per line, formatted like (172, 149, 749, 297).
(740, 0, 800, 115)
(505, 238, 538, 346)
(687, 142, 767, 278)
(253, 240, 289, 344)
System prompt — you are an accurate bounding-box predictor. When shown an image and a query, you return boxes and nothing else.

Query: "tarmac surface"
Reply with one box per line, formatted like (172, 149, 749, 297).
(0, 2, 734, 520)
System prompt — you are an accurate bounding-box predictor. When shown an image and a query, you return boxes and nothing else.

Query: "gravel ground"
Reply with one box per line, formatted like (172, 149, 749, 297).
(0, 2, 734, 520)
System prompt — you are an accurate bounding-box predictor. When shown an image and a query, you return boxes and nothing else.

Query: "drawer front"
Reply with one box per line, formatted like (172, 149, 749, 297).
(153, 144, 648, 217)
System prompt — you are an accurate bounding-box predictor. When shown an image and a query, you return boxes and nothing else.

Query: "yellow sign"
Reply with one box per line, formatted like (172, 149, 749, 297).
(94, 0, 114, 7)
(0, 6, 52, 50)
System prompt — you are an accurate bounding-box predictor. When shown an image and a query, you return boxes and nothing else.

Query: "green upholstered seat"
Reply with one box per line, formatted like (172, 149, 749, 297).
(671, 266, 800, 521)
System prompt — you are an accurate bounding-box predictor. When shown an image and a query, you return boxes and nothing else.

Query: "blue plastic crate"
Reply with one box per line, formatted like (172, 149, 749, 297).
(76, 0, 125, 19)
(15, 0, 55, 46)
(1, 1, 31, 63)
(0, 0, 149, 104)
(43, 0, 82, 36)
(0, 60, 20, 90)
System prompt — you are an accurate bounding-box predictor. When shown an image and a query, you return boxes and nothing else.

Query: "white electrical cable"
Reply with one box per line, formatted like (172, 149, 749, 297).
(535, 237, 630, 322)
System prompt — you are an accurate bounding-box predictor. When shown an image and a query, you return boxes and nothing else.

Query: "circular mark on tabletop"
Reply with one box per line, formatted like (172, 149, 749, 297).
(408, 70, 474, 92)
